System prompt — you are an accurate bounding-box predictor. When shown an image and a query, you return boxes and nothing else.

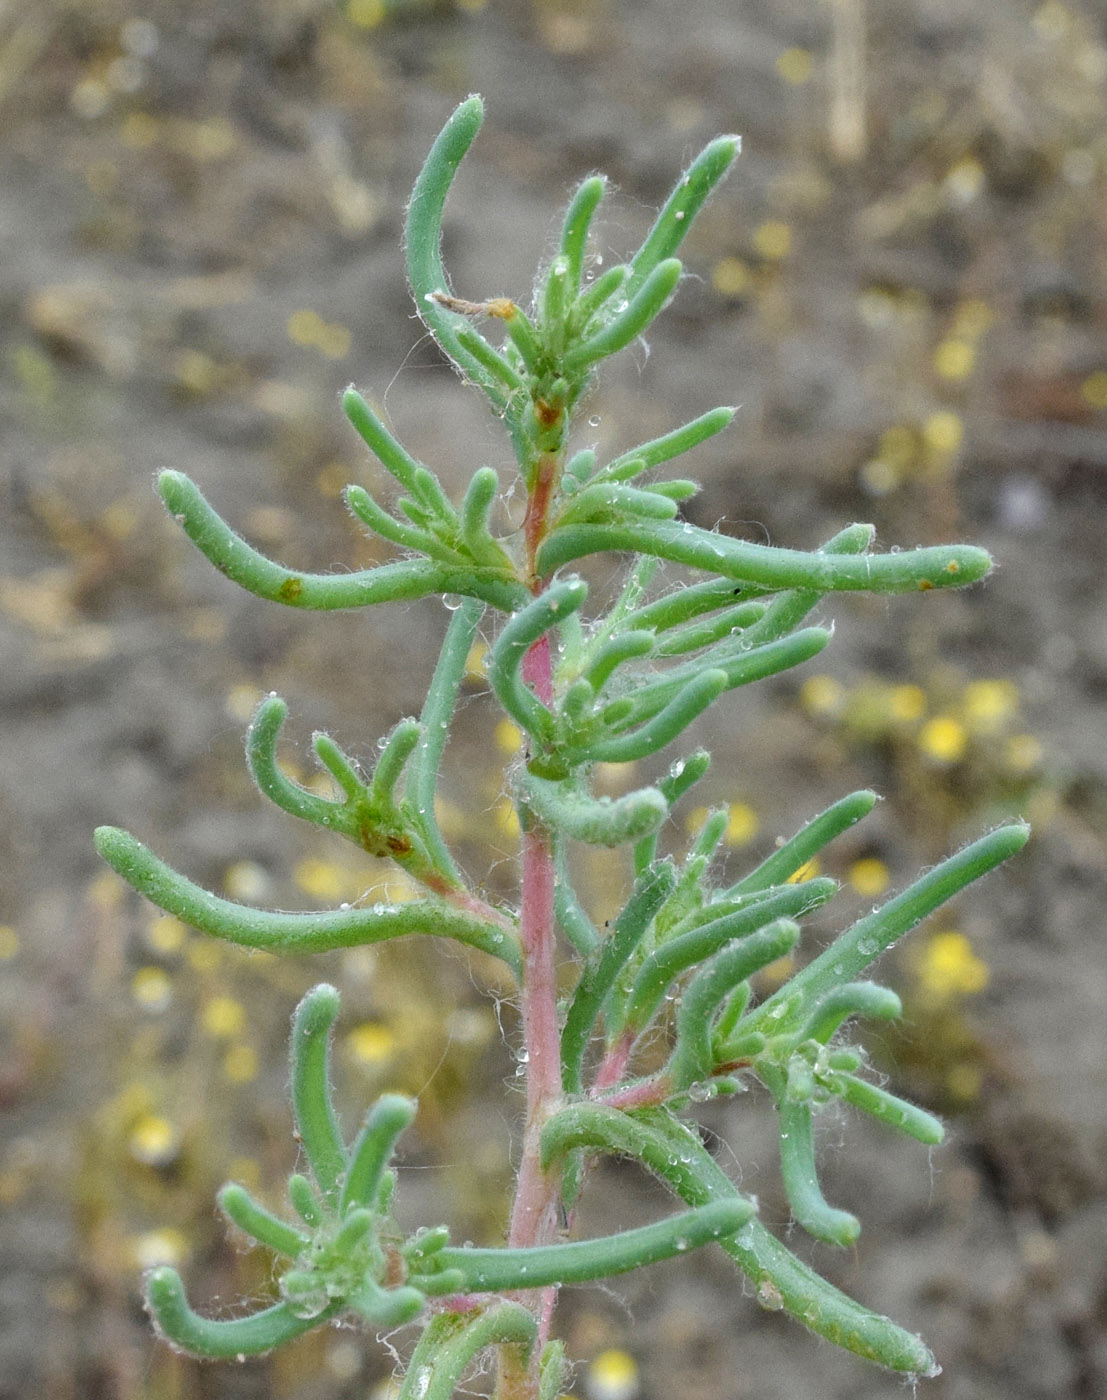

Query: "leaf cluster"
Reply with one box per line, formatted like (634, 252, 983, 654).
(97, 96, 1028, 1393)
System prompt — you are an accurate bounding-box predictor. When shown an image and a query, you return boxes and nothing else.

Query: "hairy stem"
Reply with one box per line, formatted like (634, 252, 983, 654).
(524, 453, 561, 589)
(500, 635, 564, 1400)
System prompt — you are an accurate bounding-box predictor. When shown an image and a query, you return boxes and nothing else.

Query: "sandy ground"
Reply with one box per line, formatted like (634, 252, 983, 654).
(2, 2, 1106, 1398)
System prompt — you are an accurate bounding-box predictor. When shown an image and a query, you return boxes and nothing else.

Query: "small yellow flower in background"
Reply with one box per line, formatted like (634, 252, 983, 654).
(495, 718, 523, 754)
(1081, 371, 1107, 409)
(586, 1349, 640, 1400)
(346, 0, 386, 30)
(888, 683, 927, 723)
(961, 679, 1019, 734)
(131, 966, 173, 1012)
(130, 1227, 189, 1270)
(916, 930, 989, 999)
(0, 925, 19, 961)
(918, 714, 968, 764)
(848, 857, 890, 898)
(173, 348, 220, 395)
(129, 1113, 179, 1166)
(946, 1062, 984, 1101)
(753, 220, 792, 261)
(922, 410, 964, 455)
(943, 156, 986, 204)
(287, 309, 351, 360)
(494, 796, 521, 840)
(316, 323, 352, 360)
(800, 673, 845, 718)
(858, 457, 897, 495)
(202, 996, 245, 1038)
(465, 640, 488, 681)
(758, 954, 797, 987)
(684, 804, 710, 836)
(787, 857, 820, 883)
(286, 308, 324, 346)
(347, 1022, 396, 1067)
(222, 1044, 258, 1083)
(776, 47, 814, 84)
(376, 872, 418, 903)
(225, 682, 263, 723)
(146, 914, 186, 955)
(933, 338, 975, 381)
(294, 857, 350, 902)
(223, 860, 269, 901)
(88, 868, 125, 911)
(711, 255, 751, 297)
(725, 802, 759, 847)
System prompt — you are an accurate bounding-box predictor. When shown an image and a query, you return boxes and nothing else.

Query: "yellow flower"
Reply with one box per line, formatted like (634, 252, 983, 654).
(201, 995, 245, 1038)
(933, 339, 975, 380)
(918, 715, 967, 764)
(848, 858, 890, 898)
(961, 679, 1018, 734)
(725, 803, 759, 847)
(587, 1350, 639, 1400)
(753, 221, 792, 261)
(130, 1228, 189, 1269)
(800, 674, 845, 718)
(129, 1114, 179, 1166)
(131, 966, 173, 1012)
(776, 48, 814, 85)
(347, 1022, 396, 1066)
(916, 931, 989, 999)
(888, 684, 926, 723)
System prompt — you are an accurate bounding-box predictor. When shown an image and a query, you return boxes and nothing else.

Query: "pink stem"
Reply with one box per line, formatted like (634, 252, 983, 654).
(592, 1073, 672, 1113)
(502, 633, 564, 1386)
(591, 1031, 635, 1093)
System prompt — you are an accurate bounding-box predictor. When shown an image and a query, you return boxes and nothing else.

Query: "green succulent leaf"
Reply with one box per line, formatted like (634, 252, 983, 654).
(415, 1200, 752, 1295)
(748, 823, 1030, 1032)
(290, 985, 348, 1203)
(94, 827, 521, 974)
(562, 862, 677, 1093)
(146, 1267, 339, 1359)
(541, 1103, 938, 1376)
(519, 772, 669, 848)
(537, 515, 993, 594)
(399, 1306, 538, 1400)
(159, 470, 525, 613)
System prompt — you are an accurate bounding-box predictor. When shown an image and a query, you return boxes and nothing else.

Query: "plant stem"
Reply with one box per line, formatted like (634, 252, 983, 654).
(524, 453, 560, 588)
(499, 634, 564, 1400)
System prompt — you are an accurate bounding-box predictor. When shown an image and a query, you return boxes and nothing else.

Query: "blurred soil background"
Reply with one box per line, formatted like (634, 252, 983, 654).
(2, 1, 1106, 1398)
